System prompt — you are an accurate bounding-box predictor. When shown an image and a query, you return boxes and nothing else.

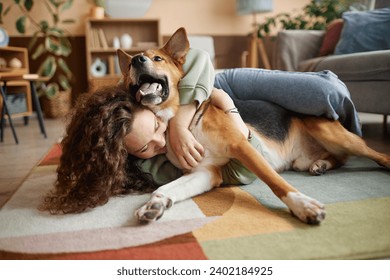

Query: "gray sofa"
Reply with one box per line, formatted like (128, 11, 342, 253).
(272, 29, 390, 128)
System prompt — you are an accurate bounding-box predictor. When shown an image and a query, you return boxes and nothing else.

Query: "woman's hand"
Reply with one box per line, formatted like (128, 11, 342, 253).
(168, 103, 205, 170)
(211, 88, 249, 138)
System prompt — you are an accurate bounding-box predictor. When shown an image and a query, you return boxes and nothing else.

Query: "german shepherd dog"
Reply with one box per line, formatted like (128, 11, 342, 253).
(117, 28, 390, 225)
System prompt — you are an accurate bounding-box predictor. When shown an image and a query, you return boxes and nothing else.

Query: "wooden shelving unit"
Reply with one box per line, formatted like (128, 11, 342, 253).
(85, 18, 161, 90)
(0, 46, 32, 119)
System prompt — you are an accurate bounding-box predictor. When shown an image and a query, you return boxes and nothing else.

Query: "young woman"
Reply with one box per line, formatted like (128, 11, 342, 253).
(41, 49, 361, 214)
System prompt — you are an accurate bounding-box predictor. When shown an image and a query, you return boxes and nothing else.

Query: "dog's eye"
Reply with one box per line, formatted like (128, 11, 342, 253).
(153, 56, 163, 62)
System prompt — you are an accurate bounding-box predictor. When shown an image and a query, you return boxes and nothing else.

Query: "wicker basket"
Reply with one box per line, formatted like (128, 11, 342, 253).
(41, 91, 71, 119)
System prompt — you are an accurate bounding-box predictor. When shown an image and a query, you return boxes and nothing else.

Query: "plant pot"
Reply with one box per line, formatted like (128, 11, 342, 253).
(41, 91, 71, 119)
(90, 6, 105, 19)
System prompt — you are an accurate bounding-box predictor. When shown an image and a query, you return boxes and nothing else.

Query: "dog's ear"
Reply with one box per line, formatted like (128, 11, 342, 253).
(162, 27, 190, 65)
(117, 49, 133, 75)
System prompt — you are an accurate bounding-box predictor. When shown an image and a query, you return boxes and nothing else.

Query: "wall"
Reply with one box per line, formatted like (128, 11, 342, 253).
(2, 0, 90, 36)
(145, 0, 309, 36)
(4, 0, 310, 98)
(3, 0, 310, 36)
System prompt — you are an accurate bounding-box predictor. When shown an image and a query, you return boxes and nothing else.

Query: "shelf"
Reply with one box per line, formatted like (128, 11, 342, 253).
(85, 18, 160, 90)
(0, 46, 29, 74)
(90, 47, 153, 54)
(0, 47, 32, 118)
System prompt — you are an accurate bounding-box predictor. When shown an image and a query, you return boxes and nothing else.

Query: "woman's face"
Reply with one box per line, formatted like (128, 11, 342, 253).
(124, 109, 167, 159)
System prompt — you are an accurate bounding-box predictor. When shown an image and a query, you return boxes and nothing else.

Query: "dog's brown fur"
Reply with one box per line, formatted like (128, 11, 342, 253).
(118, 28, 390, 224)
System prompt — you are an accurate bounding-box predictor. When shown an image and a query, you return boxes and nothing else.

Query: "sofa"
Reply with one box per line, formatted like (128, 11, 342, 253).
(272, 8, 390, 129)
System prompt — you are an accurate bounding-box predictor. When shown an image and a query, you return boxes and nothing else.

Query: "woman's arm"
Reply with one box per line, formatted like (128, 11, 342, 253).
(210, 88, 250, 139)
(169, 87, 251, 170)
(168, 48, 215, 169)
(169, 88, 251, 170)
(168, 103, 204, 170)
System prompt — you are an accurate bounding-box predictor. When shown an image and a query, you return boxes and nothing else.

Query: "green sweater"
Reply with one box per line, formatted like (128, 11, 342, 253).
(138, 134, 260, 186)
(179, 48, 215, 108)
(137, 48, 258, 186)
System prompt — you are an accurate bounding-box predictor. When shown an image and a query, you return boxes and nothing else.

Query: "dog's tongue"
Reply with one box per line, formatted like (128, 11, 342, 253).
(136, 83, 163, 102)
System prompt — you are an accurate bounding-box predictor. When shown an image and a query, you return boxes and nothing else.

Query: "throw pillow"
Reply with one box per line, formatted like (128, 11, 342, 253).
(334, 7, 390, 55)
(318, 19, 344, 56)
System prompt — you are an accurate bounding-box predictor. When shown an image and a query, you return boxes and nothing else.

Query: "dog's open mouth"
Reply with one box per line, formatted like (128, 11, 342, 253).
(130, 74, 169, 106)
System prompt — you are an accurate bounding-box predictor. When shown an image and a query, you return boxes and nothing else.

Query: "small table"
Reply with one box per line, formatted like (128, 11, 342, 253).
(0, 73, 48, 144)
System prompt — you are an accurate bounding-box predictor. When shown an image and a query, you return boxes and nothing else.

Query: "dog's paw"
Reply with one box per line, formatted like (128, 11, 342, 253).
(135, 193, 172, 224)
(282, 192, 326, 225)
(309, 160, 328, 176)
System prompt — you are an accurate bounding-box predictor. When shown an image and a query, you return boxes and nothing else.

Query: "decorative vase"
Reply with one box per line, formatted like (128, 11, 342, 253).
(113, 37, 120, 49)
(90, 6, 105, 19)
(90, 58, 107, 77)
(120, 34, 133, 49)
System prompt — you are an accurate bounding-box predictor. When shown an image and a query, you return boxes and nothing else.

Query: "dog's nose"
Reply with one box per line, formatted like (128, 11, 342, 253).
(131, 55, 148, 67)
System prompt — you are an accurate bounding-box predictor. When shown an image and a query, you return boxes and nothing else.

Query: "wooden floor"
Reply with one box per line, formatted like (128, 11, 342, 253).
(0, 116, 65, 207)
(0, 113, 389, 208)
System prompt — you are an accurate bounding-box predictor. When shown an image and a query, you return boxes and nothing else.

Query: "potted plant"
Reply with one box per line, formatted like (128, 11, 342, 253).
(257, 0, 352, 38)
(0, 0, 74, 118)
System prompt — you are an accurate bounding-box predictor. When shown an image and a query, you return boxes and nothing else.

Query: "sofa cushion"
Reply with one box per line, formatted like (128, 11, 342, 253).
(298, 49, 390, 82)
(335, 8, 390, 55)
(346, 81, 390, 115)
(318, 19, 344, 56)
(274, 30, 325, 71)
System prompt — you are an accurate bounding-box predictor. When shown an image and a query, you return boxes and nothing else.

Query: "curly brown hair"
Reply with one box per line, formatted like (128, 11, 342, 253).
(40, 84, 158, 214)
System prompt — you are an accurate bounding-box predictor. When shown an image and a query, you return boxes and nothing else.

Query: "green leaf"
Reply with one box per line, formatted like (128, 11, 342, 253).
(53, 13, 59, 25)
(23, 0, 33, 11)
(28, 30, 40, 50)
(299, 20, 308, 29)
(59, 36, 72, 56)
(59, 74, 71, 90)
(38, 55, 56, 78)
(45, 36, 62, 55)
(49, 0, 61, 8)
(48, 27, 64, 37)
(58, 58, 72, 79)
(44, 82, 60, 98)
(15, 16, 26, 34)
(61, 0, 73, 12)
(313, 21, 326, 30)
(39, 20, 49, 32)
(263, 24, 269, 34)
(31, 43, 46, 60)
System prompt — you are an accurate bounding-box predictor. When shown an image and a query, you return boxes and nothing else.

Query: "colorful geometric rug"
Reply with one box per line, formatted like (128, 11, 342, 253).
(0, 144, 389, 259)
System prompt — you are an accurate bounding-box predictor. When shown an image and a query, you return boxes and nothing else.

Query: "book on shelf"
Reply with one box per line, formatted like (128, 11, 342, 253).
(93, 29, 101, 48)
(90, 28, 102, 49)
(88, 29, 95, 48)
(89, 29, 98, 49)
(98, 28, 109, 49)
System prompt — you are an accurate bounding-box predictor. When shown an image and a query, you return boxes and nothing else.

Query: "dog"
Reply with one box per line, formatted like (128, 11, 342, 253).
(117, 27, 390, 225)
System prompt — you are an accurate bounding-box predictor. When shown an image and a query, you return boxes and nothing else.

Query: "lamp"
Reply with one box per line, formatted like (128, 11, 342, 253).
(105, 0, 153, 18)
(236, 0, 273, 68)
